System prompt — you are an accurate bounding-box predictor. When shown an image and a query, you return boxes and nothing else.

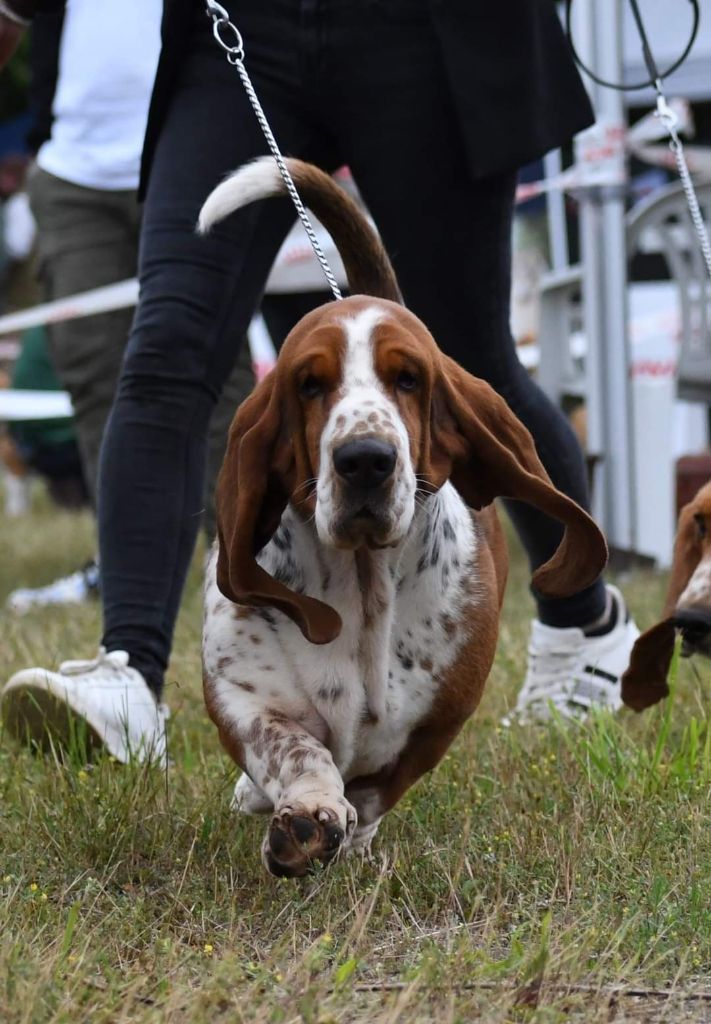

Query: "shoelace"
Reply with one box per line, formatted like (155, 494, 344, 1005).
(58, 648, 170, 720)
(522, 643, 603, 710)
(60, 647, 129, 676)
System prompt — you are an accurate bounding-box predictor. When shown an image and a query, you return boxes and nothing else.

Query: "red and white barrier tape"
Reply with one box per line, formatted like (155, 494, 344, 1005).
(2, 107, 706, 340)
(0, 279, 139, 338)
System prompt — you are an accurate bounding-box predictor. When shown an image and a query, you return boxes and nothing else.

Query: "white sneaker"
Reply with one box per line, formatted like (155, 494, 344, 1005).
(7, 560, 100, 614)
(1, 647, 168, 764)
(505, 585, 640, 723)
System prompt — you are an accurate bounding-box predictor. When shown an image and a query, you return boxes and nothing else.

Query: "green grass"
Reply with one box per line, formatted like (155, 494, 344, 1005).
(1, 495, 709, 1023)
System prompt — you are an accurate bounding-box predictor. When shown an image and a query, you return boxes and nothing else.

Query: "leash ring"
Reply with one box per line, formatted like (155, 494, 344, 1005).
(212, 18, 244, 61)
(204, 0, 343, 299)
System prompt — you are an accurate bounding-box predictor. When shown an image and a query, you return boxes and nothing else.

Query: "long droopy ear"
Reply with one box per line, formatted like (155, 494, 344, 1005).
(427, 356, 607, 598)
(620, 620, 675, 711)
(660, 503, 703, 618)
(621, 504, 701, 710)
(215, 374, 342, 645)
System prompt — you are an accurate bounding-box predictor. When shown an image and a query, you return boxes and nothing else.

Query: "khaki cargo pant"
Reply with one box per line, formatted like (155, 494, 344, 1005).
(27, 165, 253, 531)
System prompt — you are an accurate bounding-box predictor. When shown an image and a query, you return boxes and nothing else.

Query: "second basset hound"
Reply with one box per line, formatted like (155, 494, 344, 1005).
(622, 479, 711, 711)
(199, 158, 607, 877)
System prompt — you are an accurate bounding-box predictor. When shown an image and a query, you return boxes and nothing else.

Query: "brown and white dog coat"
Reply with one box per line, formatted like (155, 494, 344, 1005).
(199, 158, 607, 877)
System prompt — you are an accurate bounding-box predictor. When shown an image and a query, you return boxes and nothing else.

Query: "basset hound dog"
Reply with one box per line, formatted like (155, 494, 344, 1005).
(622, 479, 711, 711)
(199, 158, 607, 877)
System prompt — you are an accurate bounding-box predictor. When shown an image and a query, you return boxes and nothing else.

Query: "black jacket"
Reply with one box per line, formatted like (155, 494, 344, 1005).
(27, 7, 64, 153)
(140, 0, 593, 195)
(20, 0, 594, 196)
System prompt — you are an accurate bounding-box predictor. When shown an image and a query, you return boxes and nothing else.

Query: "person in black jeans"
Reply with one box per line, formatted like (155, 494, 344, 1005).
(1, 0, 639, 760)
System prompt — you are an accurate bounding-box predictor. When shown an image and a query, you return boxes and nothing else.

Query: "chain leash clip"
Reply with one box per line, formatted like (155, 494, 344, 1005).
(205, 2, 242, 57)
(654, 82, 711, 281)
(204, 1, 342, 300)
(567, 0, 711, 281)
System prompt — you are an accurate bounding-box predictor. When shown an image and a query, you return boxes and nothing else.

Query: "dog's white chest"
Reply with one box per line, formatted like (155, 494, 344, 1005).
(203, 484, 477, 781)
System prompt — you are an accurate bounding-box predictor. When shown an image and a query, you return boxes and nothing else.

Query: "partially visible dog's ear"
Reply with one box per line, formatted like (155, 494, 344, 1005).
(427, 355, 607, 598)
(661, 504, 702, 616)
(621, 620, 675, 711)
(215, 374, 342, 645)
(620, 502, 701, 711)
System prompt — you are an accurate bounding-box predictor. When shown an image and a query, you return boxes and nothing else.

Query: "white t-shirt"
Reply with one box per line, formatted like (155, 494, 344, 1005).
(37, 0, 162, 191)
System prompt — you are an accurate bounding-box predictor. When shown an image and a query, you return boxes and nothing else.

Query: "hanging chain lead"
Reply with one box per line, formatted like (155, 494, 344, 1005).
(205, 0, 711, 286)
(204, 1, 343, 300)
(654, 85, 711, 281)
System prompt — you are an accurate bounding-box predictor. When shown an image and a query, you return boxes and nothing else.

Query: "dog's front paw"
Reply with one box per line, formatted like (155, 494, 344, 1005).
(262, 800, 357, 878)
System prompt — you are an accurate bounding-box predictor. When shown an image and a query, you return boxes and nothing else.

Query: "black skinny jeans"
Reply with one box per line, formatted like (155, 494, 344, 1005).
(99, 0, 606, 697)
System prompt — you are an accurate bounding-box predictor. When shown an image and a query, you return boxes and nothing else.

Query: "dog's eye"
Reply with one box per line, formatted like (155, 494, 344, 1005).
(695, 513, 707, 540)
(300, 375, 323, 399)
(395, 370, 418, 392)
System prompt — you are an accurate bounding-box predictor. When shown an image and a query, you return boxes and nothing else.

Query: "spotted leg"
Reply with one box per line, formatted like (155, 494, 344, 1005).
(224, 711, 357, 877)
(231, 773, 273, 814)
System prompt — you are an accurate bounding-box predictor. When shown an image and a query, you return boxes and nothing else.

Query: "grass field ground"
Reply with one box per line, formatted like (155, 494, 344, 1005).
(0, 496, 709, 1023)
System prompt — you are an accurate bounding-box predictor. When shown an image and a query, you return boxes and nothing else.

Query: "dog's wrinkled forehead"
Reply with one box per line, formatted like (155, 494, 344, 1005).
(280, 294, 436, 384)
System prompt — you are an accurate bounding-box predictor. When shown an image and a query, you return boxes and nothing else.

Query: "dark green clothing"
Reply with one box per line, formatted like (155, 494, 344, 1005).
(10, 323, 75, 450)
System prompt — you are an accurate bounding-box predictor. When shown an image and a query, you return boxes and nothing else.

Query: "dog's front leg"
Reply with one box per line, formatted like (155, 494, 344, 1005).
(226, 711, 357, 877)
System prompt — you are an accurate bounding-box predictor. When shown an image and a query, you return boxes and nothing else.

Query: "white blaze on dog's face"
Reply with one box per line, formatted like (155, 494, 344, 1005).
(673, 502, 711, 657)
(677, 552, 711, 609)
(312, 307, 418, 549)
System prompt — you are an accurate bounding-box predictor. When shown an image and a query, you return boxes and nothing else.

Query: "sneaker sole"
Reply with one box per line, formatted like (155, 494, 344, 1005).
(2, 683, 110, 760)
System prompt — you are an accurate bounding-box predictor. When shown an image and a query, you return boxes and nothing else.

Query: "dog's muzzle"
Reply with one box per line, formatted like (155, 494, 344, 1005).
(333, 438, 397, 490)
(672, 607, 711, 657)
(331, 437, 399, 546)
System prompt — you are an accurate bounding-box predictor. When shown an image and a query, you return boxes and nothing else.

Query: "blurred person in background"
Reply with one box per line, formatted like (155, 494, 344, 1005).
(0, 152, 33, 308)
(2, 1, 159, 611)
(2, 0, 254, 612)
(5, 325, 89, 510)
(0, 153, 87, 527)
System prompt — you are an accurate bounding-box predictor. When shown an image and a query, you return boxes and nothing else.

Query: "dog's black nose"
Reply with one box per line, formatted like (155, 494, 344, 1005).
(672, 607, 711, 642)
(333, 439, 397, 489)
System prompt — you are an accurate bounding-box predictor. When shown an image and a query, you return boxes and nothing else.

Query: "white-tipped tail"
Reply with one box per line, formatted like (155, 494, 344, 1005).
(197, 157, 283, 234)
(196, 156, 402, 303)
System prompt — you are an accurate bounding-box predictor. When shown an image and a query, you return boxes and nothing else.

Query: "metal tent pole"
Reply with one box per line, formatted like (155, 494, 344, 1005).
(576, 0, 637, 557)
(544, 149, 569, 271)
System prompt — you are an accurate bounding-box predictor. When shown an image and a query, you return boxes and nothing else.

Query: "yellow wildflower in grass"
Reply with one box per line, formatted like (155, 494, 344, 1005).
(29, 883, 38, 892)
(203, 944, 214, 955)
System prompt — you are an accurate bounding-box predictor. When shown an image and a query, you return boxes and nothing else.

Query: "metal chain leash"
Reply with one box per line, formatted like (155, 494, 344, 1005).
(204, 0, 343, 300)
(655, 89, 711, 280)
(567, 0, 711, 281)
